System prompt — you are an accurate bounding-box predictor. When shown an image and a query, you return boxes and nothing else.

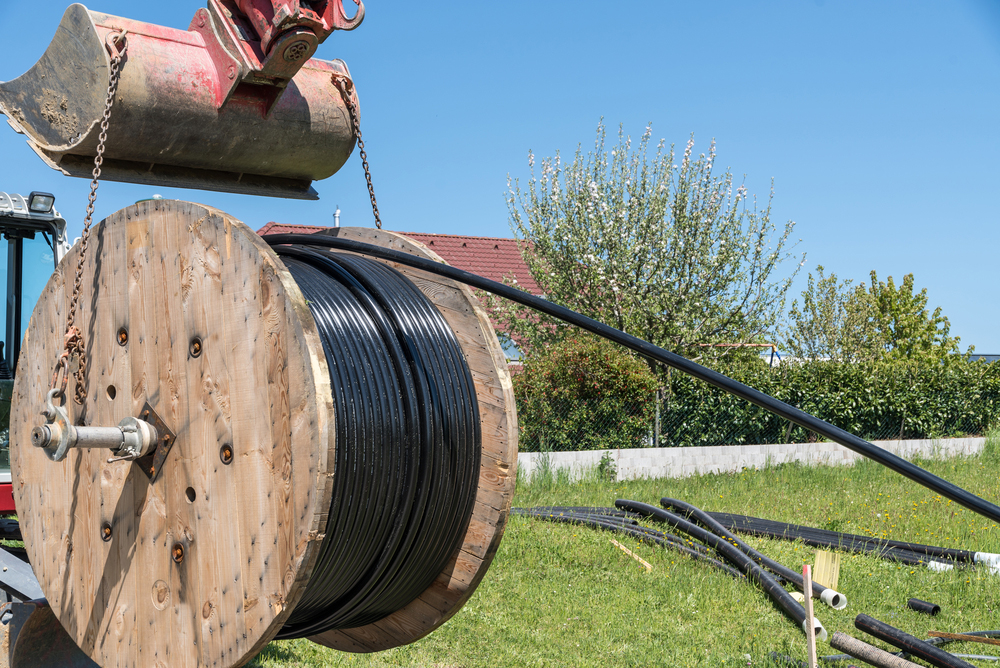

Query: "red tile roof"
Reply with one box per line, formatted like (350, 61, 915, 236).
(256, 223, 541, 295)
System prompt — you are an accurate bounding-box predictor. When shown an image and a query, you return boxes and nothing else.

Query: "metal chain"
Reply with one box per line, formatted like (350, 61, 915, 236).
(333, 74, 382, 229)
(52, 30, 128, 406)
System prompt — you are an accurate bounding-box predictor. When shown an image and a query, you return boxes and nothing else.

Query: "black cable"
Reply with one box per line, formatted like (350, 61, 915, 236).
(616, 500, 819, 636)
(660, 498, 845, 608)
(512, 508, 746, 579)
(261, 233, 1000, 526)
(512, 507, 717, 557)
(708, 512, 968, 567)
(266, 247, 481, 637)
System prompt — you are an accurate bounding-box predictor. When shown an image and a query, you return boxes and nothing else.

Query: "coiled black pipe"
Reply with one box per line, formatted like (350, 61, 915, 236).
(660, 498, 846, 609)
(261, 233, 1000, 526)
(615, 499, 823, 638)
(512, 508, 746, 579)
(263, 247, 481, 637)
(855, 614, 977, 668)
(513, 507, 720, 557)
(708, 512, 967, 567)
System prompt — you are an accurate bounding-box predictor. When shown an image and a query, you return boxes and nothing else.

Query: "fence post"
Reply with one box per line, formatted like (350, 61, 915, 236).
(654, 388, 662, 448)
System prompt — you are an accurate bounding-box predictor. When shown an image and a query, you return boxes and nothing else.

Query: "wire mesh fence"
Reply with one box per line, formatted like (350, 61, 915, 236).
(516, 381, 1000, 453)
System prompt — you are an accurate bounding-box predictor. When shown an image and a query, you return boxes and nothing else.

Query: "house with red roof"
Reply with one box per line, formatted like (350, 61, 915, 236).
(256, 222, 541, 295)
(256, 223, 539, 360)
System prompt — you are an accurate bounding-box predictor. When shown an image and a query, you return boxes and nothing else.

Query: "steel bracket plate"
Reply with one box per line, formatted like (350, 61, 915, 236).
(134, 402, 175, 483)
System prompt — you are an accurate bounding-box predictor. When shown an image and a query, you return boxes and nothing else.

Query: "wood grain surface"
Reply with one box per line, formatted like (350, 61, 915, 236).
(9, 209, 517, 666)
(11, 201, 334, 668)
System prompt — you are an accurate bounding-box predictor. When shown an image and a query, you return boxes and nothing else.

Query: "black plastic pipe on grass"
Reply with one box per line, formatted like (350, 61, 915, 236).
(829, 631, 923, 668)
(708, 512, 967, 569)
(855, 614, 976, 668)
(513, 508, 722, 560)
(823, 630, 1000, 663)
(660, 497, 847, 609)
(514, 508, 746, 579)
(264, 233, 1000, 526)
(906, 598, 941, 616)
(615, 499, 824, 639)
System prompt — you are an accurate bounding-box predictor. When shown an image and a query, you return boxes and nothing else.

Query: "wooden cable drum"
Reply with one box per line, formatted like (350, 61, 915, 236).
(10, 200, 517, 668)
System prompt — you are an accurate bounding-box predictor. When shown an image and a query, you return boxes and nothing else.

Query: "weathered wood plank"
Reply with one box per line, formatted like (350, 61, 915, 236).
(10, 201, 331, 668)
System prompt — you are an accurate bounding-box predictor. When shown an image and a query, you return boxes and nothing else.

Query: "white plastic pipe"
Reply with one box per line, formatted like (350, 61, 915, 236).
(801, 616, 828, 643)
(974, 553, 1000, 576)
(821, 588, 848, 610)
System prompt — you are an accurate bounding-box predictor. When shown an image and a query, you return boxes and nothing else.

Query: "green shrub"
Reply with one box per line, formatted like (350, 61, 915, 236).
(660, 357, 1000, 446)
(513, 335, 658, 452)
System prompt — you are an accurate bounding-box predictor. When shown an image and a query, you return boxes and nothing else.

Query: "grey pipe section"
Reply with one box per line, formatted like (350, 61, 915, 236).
(830, 632, 923, 668)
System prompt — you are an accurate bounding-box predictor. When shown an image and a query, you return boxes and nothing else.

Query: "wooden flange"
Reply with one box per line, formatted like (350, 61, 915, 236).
(10, 202, 516, 667)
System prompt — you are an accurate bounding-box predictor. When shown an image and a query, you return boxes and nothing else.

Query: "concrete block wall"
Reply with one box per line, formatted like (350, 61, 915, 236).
(515, 437, 986, 482)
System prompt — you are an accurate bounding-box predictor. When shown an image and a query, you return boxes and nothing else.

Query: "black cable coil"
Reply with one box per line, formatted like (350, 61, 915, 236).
(267, 246, 481, 637)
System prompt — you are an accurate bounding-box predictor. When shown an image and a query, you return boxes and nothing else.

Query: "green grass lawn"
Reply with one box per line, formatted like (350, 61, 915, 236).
(250, 435, 1000, 667)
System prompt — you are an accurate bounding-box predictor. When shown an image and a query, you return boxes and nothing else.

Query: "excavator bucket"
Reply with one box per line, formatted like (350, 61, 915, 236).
(0, 3, 361, 199)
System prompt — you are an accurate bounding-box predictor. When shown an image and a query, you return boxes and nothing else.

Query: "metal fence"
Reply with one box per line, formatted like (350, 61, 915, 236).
(516, 389, 1000, 453)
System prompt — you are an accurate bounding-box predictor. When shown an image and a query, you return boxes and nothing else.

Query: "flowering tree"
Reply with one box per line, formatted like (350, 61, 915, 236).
(782, 266, 965, 364)
(782, 265, 877, 361)
(489, 122, 802, 359)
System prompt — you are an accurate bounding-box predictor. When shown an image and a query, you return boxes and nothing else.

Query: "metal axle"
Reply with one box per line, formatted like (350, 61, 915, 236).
(31, 389, 158, 463)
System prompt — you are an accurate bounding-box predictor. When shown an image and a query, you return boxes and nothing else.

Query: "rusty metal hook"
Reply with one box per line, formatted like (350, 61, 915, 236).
(49, 355, 70, 404)
(332, 0, 365, 31)
(104, 28, 129, 56)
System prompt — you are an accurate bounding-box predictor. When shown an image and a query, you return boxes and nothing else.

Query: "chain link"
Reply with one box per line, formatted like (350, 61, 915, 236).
(333, 74, 382, 229)
(53, 30, 128, 406)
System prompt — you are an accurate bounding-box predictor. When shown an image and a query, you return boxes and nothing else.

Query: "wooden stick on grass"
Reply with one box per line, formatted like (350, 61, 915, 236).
(927, 631, 1000, 647)
(804, 564, 818, 668)
(609, 539, 653, 572)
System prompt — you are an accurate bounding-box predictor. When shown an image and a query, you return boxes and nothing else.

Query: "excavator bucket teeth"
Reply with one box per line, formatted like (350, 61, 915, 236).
(0, 4, 357, 200)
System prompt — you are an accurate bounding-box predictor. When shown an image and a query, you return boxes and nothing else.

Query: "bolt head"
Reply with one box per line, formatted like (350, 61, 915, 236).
(283, 41, 310, 63)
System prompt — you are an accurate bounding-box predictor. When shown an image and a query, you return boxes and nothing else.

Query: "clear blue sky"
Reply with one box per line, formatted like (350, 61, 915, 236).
(2, 1, 999, 350)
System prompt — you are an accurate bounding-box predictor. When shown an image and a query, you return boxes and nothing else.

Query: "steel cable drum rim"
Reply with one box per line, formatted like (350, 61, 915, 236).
(270, 247, 481, 636)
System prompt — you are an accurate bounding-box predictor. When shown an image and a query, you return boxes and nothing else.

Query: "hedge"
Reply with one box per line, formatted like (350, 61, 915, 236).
(514, 351, 1000, 451)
